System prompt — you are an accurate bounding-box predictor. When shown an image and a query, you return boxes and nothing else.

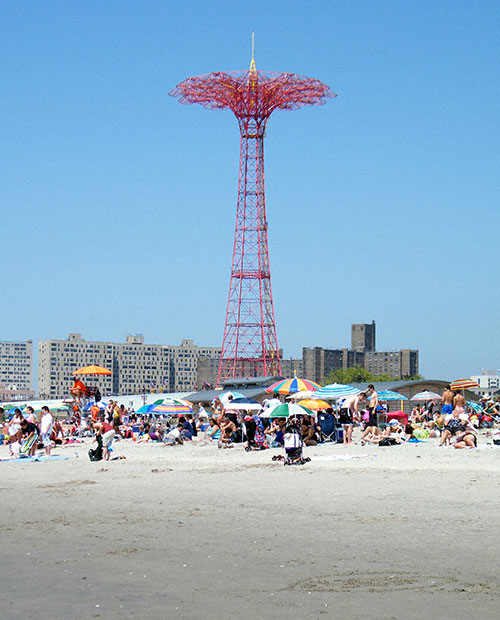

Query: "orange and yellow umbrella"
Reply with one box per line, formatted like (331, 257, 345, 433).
(72, 365, 112, 376)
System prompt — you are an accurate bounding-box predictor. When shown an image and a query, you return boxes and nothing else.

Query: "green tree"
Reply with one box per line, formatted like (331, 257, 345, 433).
(322, 365, 399, 385)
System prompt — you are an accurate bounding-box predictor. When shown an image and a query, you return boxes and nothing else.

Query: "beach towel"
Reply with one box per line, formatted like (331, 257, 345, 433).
(0, 455, 71, 463)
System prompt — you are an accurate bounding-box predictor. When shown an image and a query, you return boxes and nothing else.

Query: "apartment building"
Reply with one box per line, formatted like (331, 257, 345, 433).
(303, 322, 419, 383)
(470, 370, 500, 397)
(38, 333, 221, 399)
(0, 340, 34, 393)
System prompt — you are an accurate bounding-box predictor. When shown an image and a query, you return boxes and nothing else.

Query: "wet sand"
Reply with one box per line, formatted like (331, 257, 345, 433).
(1, 438, 499, 619)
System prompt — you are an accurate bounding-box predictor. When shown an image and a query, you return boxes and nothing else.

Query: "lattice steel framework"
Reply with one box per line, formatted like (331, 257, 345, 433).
(170, 54, 335, 383)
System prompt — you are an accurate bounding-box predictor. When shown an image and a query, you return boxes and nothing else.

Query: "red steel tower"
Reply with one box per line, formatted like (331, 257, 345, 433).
(171, 49, 335, 383)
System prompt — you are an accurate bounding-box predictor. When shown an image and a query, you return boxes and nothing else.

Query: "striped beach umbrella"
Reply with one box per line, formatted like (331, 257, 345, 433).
(410, 390, 442, 401)
(148, 399, 193, 415)
(378, 390, 408, 401)
(266, 378, 321, 394)
(450, 379, 479, 391)
(313, 383, 360, 401)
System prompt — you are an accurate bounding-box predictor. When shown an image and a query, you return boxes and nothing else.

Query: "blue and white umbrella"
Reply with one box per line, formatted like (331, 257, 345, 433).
(313, 383, 360, 401)
(378, 390, 407, 401)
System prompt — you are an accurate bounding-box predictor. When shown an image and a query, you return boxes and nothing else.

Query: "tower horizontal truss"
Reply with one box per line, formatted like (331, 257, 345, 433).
(170, 65, 335, 383)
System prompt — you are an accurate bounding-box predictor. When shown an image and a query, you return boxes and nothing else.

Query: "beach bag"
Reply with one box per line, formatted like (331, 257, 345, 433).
(88, 435, 103, 461)
(284, 431, 302, 449)
(378, 437, 398, 446)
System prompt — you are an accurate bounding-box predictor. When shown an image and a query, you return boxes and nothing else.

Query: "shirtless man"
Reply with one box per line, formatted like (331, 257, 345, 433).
(441, 385, 454, 417)
(339, 391, 366, 444)
(360, 385, 379, 442)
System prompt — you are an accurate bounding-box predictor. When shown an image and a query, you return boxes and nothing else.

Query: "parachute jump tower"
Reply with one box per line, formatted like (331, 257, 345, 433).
(171, 41, 335, 384)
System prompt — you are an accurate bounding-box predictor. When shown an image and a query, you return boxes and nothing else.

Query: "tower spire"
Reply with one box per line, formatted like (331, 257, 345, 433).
(249, 32, 256, 72)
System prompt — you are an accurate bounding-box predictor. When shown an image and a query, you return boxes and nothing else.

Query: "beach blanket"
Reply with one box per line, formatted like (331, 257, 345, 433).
(313, 454, 378, 461)
(0, 455, 71, 463)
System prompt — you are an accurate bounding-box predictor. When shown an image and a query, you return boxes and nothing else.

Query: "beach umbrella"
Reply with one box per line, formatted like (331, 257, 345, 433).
(378, 390, 408, 401)
(225, 397, 262, 411)
(148, 399, 193, 415)
(72, 365, 112, 375)
(313, 383, 360, 401)
(262, 402, 314, 418)
(218, 391, 245, 404)
(136, 404, 155, 415)
(295, 399, 330, 411)
(154, 398, 193, 408)
(467, 401, 482, 414)
(410, 390, 442, 401)
(266, 378, 321, 394)
(286, 390, 317, 400)
(450, 379, 479, 391)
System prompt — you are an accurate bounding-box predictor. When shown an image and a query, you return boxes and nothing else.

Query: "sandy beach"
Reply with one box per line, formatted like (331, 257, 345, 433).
(2, 437, 499, 620)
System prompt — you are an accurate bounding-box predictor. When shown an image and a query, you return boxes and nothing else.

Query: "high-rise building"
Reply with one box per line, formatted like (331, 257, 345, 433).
(38, 334, 221, 399)
(303, 322, 418, 383)
(351, 321, 376, 353)
(0, 340, 34, 393)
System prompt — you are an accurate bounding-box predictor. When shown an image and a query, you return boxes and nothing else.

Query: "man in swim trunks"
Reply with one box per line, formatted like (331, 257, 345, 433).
(366, 385, 379, 426)
(339, 391, 366, 444)
(442, 385, 454, 417)
(360, 386, 380, 442)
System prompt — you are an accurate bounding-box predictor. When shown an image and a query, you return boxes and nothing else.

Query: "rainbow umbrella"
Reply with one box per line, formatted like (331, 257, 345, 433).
(266, 378, 321, 394)
(148, 399, 193, 415)
(450, 379, 479, 391)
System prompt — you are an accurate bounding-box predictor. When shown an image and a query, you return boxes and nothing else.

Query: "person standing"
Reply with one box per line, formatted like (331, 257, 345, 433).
(367, 385, 379, 426)
(360, 386, 379, 442)
(441, 385, 454, 417)
(453, 390, 466, 414)
(339, 391, 366, 444)
(39, 406, 53, 456)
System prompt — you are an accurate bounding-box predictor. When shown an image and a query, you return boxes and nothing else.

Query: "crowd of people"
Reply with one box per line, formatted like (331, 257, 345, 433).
(2, 385, 500, 461)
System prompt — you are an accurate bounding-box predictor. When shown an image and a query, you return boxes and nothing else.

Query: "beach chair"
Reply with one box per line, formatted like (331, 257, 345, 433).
(317, 412, 338, 443)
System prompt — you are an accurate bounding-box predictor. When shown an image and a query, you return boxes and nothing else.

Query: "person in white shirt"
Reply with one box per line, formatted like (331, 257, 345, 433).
(40, 406, 54, 456)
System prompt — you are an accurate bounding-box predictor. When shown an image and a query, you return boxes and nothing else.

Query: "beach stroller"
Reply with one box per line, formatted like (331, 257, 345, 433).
(283, 418, 310, 466)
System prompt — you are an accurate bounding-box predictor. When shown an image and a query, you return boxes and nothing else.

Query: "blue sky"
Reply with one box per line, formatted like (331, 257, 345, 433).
(1, 0, 499, 382)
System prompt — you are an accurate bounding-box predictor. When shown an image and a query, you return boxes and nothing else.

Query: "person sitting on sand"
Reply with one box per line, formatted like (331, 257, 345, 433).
(164, 422, 185, 445)
(70, 378, 86, 403)
(218, 414, 236, 448)
(301, 416, 318, 446)
(265, 418, 285, 446)
(360, 425, 382, 445)
(51, 419, 66, 445)
(439, 409, 468, 446)
(178, 416, 194, 440)
(453, 429, 477, 449)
